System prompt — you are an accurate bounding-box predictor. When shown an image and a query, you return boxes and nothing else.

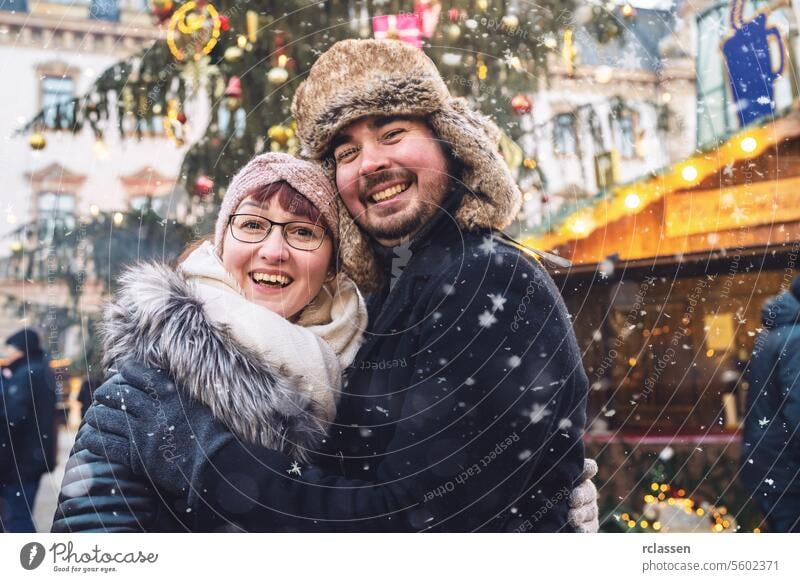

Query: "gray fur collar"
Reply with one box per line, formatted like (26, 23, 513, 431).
(100, 262, 326, 462)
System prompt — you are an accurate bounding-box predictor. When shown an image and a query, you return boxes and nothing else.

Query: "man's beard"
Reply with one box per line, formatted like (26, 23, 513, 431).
(358, 171, 451, 242)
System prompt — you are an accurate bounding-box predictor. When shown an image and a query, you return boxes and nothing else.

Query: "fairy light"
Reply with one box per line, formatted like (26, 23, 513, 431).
(113, 212, 124, 226)
(650, 483, 659, 492)
(681, 164, 698, 182)
(624, 193, 641, 209)
(740, 136, 758, 153)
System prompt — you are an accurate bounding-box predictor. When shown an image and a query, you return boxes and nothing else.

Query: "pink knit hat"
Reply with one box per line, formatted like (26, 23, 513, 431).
(214, 153, 338, 252)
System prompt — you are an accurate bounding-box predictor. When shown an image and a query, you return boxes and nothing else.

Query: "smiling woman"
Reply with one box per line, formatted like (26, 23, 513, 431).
(220, 180, 335, 321)
(51, 153, 368, 532)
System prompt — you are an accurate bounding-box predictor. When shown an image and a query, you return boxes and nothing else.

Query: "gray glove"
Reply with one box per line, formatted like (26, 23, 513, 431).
(567, 458, 599, 533)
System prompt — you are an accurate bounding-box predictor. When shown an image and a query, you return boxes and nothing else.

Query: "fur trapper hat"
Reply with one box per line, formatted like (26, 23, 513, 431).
(291, 39, 522, 291)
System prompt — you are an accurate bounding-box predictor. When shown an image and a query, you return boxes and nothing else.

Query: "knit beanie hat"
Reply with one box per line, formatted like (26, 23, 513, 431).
(291, 39, 522, 291)
(214, 152, 338, 252)
(5, 327, 42, 355)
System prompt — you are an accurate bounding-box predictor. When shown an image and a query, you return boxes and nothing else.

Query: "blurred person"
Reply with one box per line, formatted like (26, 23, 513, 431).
(741, 275, 800, 532)
(0, 328, 57, 532)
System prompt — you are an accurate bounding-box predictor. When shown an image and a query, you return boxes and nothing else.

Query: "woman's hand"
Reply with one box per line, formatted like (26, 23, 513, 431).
(78, 360, 235, 499)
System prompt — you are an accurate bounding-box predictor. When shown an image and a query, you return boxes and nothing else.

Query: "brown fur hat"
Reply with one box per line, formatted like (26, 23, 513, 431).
(291, 39, 522, 292)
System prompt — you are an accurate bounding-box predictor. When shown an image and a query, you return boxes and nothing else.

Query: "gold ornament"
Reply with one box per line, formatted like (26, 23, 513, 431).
(476, 0, 489, 12)
(268, 124, 290, 145)
(224, 46, 243, 62)
(28, 132, 46, 150)
(501, 14, 519, 30)
(267, 66, 289, 85)
(447, 22, 461, 41)
(167, 1, 221, 62)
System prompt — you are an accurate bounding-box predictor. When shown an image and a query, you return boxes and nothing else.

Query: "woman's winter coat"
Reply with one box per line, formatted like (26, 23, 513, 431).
(52, 245, 366, 532)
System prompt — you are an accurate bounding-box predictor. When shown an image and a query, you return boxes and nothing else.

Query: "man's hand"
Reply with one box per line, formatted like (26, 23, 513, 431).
(567, 458, 599, 533)
(78, 361, 235, 499)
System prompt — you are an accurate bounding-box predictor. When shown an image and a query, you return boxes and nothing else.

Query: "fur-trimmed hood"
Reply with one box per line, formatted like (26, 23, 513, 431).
(100, 258, 366, 462)
(292, 39, 523, 292)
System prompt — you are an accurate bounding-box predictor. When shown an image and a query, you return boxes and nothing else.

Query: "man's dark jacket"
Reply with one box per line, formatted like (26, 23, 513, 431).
(53, 203, 589, 532)
(1, 351, 58, 485)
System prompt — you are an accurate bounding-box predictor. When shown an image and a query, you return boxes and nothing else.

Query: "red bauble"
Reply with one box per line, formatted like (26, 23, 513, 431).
(511, 93, 533, 115)
(219, 14, 230, 31)
(194, 175, 214, 197)
(224, 75, 242, 98)
(448, 8, 460, 22)
(176, 112, 187, 124)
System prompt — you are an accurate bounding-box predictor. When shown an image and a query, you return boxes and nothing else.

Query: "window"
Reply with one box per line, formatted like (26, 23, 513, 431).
(553, 113, 577, 156)
(88, 0, 119, 22)
(41, 76, 76, 130)
(615, 109, 637, 158)
(0, 0, 28, 12)
(588, 110, 606, 152)
(37, 192, 76, 243)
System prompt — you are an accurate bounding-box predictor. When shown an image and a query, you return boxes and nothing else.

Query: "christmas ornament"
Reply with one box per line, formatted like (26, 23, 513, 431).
(224, 46, 243, 62)
(511, 93, 532, 115)
(194, 175, 214, 197)
(224, 76, 243, 111)
(501, 14, 519, 31)
(523, 158, 538, 170)
(268, 124, 292, 146)
(218, 14, 230, 31)
(267, 54, 290, 85)
(476, 0, 489, 12)
(167, 1, 221, 62)
(414, 0, 441, 38)
(150, 0, 174, 22)
(28, 132, 46, 150)
(246, 10, 259, 43)
(267, 66, 289, 85)
(621, 4, 636, 18)
(448, 8, 460, 22)
(373, 14, 423, 48)
(446, 23, 461, 41)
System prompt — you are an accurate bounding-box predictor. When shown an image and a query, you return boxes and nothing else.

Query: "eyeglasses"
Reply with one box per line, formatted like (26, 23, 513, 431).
(228, 214, 329, 251)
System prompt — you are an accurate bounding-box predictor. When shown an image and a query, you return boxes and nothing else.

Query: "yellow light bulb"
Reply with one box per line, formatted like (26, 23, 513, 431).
(681, 164, 698, 182)
(624, 193, 641, 209)
(740, 136, 757, 153)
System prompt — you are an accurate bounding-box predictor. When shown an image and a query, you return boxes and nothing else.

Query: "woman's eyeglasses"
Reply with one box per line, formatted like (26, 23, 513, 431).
(228, 214, 328, 251)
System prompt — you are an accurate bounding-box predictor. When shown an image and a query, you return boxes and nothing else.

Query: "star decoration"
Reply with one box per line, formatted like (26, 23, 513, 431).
(287, 461, 302, 476)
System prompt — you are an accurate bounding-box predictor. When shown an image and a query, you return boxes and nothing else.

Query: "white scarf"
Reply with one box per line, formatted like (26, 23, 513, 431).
(178, 241, 367, 424)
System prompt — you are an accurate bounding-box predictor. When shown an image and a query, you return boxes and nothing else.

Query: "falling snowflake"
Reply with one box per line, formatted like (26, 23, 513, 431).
(758, 417, 769, 428)
(764, 478, 774, 486)
(508, 355, 521, 368)
(529, 403, 552, 424)
(487, 293, 507, 311)
(756, 95, 772, 105)
(478, 310, 498, 328)
(558, 418, 573, 430)
(287, 461, 302, 476)
(479, 235, 497, 255)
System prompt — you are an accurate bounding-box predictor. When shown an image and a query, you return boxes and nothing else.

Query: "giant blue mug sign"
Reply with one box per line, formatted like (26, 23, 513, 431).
(722, 0, 785, 127)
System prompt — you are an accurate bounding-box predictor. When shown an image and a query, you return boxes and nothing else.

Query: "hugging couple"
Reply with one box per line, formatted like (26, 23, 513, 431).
(53, 39, 597, 533)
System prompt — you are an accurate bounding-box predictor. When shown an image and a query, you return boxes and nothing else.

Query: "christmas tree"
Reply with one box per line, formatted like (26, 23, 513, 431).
(20, 0, 627, 233)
